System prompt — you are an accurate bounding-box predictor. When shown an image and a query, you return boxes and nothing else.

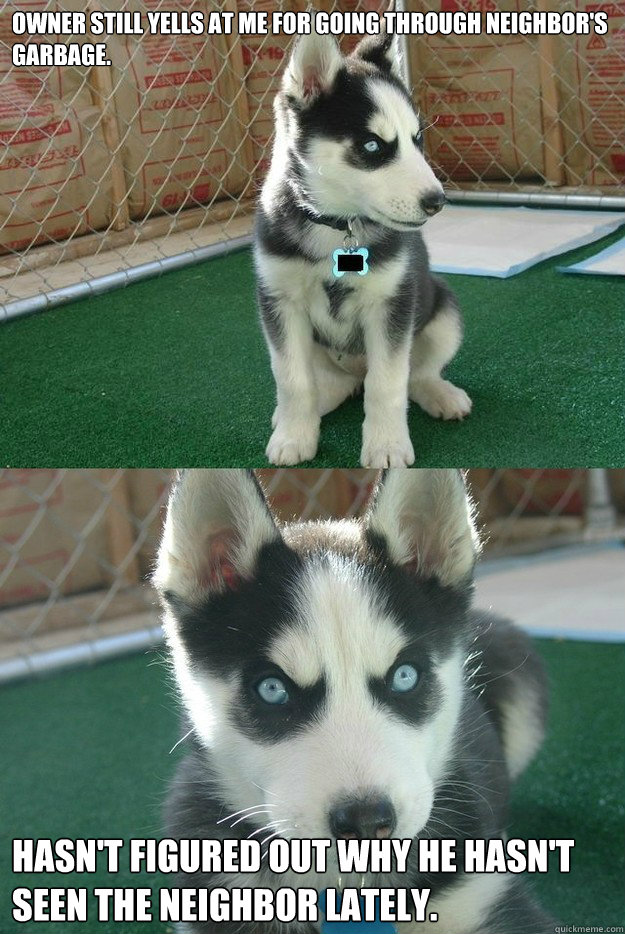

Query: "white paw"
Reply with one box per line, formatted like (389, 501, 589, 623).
(411, 378, 472, 421)
(266, 423, 319, 465)
(360, 428, 415, 468)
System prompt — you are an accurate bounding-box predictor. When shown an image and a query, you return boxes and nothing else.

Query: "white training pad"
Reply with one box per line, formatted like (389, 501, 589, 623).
(559, 235, 625, 277)
(422, 204, 625, 278)
(475, 544, 625, 643)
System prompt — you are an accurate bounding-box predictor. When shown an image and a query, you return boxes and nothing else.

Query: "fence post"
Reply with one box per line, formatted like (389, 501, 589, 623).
(585, 468, 617, 533)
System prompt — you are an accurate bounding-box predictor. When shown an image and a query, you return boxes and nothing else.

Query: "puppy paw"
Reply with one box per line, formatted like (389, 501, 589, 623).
(360, 428, 415, 467)
(266, 424, 319, 465)
(410, 378, 472, 421)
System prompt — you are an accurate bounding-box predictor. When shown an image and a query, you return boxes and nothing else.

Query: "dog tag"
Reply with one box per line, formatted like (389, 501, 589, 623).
(332, 247, 369, 278)
(319, 889, 397, 933)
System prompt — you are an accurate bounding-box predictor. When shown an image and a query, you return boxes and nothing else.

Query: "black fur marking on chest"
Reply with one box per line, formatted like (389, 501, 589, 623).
(362, 228, 405, 267)
(313, 323, 365, 356)
(322, 279, 354, 320)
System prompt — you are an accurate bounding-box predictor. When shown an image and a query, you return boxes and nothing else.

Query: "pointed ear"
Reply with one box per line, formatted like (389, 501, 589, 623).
(365, 470, 480, 587)
(282, 33, 343, 105)
(350, 31, 402, 79)
(154, 470, 280, 603)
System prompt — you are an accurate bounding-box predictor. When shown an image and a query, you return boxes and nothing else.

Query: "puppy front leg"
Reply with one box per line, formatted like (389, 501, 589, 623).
(360, 318, 414, 468)
(264, 301, 320, 465)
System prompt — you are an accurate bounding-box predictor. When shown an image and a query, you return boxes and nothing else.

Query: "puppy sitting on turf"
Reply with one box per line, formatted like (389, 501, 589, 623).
(155, 469, 555, 933)
(255, 30, 472, 467)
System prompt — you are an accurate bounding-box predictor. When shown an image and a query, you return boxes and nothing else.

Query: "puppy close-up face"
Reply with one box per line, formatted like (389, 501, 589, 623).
(279, 33, 446, 228)
(155, 469, 477, 856)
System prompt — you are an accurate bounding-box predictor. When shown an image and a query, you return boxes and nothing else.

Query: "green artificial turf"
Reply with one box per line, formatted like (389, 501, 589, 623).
(3, 227, 625, 467)
(1, 639, 624, 931)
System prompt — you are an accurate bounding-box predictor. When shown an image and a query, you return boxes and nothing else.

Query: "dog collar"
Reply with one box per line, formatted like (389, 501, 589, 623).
(301, 207, 364, 233)
(299, 209, 371, 277)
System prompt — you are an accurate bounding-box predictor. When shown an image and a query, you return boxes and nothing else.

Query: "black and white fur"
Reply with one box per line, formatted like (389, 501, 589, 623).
(255, 32, 472, 467)
(155, 469, 555, 933)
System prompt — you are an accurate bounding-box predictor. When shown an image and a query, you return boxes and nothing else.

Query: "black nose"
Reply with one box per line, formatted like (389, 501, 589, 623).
(420, 190, 446, 216)
(329, 796, 396, 840)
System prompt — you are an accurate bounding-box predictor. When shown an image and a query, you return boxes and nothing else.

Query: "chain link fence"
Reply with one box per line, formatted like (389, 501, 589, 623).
(1, 467, 623, 682)
(1, 0, 623, 316)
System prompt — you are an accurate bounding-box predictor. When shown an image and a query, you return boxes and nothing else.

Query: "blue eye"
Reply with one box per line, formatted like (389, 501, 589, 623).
(256, 676, 289, 705)
(413, 131, 423, 147)
(363, 139, 380, 153)
(390, 664, 419, 693)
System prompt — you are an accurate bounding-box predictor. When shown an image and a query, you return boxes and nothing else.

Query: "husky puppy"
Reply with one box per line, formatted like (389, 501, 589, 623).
(254, 31, 472, 467)
(155, 469, 555, 933)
